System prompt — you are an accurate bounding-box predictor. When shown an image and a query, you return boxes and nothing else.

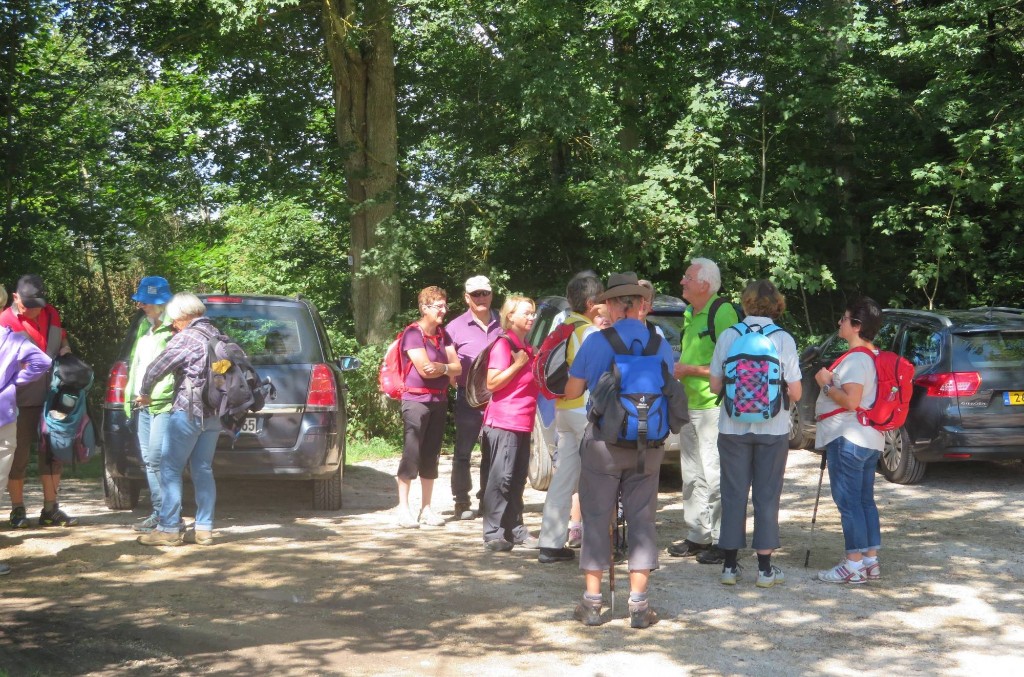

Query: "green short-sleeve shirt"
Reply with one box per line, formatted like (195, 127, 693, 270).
(679, 295, 740, 409)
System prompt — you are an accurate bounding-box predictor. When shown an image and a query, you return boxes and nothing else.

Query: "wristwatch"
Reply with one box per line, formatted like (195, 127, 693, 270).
(823, 384, 832, 396)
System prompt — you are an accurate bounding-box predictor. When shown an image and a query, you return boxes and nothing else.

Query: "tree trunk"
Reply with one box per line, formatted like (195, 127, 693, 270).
(321, 0, 399, 345)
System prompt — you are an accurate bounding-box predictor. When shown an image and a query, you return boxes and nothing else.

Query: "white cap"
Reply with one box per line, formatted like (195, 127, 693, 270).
(465, 275, 492, 293)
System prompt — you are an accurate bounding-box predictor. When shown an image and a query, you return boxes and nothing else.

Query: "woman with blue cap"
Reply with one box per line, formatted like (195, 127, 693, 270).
(123, 276, 175, 532)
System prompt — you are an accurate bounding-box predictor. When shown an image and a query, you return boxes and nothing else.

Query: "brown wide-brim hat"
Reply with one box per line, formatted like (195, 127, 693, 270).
(596, 272, 652, 302)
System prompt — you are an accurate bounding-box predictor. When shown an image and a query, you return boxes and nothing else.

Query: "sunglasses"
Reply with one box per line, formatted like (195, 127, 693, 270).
(469, 291, 491, 299)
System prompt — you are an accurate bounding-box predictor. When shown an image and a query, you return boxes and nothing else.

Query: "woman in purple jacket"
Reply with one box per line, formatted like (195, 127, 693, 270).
(0, 285, 53, 575)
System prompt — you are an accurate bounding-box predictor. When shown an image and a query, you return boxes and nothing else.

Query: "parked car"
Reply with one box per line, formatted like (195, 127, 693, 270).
(793, 307, 1024, 484)
(524, 295, 687, 490)
(102, 294, 360, 511)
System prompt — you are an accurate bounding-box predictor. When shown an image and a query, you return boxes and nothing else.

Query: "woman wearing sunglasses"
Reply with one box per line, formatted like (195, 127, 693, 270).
(480, 296, 539, 551)
(813, 297, 885, 584)
(395, 286, 462, 529)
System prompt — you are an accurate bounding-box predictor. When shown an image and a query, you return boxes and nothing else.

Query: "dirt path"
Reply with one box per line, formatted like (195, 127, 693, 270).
(2, 449, 1023, 676)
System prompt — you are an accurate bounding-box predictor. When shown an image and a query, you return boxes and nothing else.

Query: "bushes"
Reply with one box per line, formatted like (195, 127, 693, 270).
(331, 333, 403, 445)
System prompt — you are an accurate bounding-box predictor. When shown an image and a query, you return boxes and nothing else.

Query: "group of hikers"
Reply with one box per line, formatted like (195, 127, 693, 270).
(2, 263, 886, 630)
(0, 274, 258, 576)
(393, 262, 886, 629)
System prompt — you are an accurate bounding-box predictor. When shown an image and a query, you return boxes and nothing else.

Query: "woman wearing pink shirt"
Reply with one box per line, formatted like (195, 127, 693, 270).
(480, 296, 540, 551)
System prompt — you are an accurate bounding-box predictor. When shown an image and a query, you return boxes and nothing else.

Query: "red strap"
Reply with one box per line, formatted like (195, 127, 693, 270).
(399, 322, 448, 395)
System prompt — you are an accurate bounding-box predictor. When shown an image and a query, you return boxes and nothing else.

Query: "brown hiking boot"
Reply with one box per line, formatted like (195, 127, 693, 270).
(573, 595, 603, 626)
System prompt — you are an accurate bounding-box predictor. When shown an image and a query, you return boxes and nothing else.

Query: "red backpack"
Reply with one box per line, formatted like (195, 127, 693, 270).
(379, 323, 447, 400)
(533, 317, 590, 400)
(817, 347, 914, 431)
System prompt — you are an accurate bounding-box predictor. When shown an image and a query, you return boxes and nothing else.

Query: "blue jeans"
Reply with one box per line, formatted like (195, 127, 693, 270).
(136, 408, 170, 517)
(825, 437, 881, 554)
(157, 411, 222, 533)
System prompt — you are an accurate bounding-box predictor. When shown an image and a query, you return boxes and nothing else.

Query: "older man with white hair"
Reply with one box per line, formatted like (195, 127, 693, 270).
(667, 258, 740, 565)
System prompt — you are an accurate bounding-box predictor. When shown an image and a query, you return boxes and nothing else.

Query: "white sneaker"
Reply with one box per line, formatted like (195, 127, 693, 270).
(862, 560, 881, 580)
(396, 511, 420, 529)
(818, 560, 867, 584)
(418, 506, 445, 527)
(756, 565, 785, 588)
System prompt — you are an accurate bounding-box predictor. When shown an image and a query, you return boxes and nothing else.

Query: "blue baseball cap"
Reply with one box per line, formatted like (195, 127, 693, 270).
(132, 276, 173, 305)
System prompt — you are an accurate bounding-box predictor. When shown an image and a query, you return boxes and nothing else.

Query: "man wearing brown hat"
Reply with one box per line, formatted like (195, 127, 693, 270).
(562, 272, 681, 629)
(0, 274, 75, 528)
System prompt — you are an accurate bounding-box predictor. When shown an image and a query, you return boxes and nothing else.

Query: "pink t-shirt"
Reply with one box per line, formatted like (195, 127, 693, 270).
(482, 332, 538, 433)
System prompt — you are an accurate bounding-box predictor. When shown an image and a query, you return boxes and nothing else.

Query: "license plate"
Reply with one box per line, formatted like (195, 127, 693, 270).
(1004, 391, 1024, 406)
(240, 416, 259, 434)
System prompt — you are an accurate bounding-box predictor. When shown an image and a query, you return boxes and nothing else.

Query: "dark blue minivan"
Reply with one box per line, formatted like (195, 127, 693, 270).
(102, 295, 359, 510)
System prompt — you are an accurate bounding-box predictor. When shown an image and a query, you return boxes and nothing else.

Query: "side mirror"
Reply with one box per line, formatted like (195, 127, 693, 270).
(337, 356, 362, 372)
(800, 345, 822, 364)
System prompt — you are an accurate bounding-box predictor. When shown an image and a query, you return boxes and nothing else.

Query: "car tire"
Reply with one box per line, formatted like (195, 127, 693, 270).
(879, 426, 926, 484)
(528, 414, 555, 491)
(789, 404, 807, 450)
(103, 460, 140, 510)
(313, 464, 343, 511)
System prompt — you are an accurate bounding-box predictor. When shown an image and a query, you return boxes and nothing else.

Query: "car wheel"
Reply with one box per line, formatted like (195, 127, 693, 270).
(103, 461, 140, 510)
(313, 464, 343, 510)
(879, 426, 926, 484)
(788, 404, 807, 450)
(528, 414, 555, 491)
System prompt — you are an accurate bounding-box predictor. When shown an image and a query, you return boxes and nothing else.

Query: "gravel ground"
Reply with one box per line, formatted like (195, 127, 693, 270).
(1, 448, 1023, 676)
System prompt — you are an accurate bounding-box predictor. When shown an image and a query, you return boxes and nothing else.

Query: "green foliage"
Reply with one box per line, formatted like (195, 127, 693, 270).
(333, 335, 403, 443)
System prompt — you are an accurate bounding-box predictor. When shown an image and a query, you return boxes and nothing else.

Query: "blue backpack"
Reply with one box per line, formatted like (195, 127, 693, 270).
(39, 353, 97, 466)
(721, 323, 788, 422)
(597, 326, 671, 448)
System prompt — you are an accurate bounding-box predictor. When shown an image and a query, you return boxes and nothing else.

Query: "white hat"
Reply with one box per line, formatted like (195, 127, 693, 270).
(465, 275, 492, 293)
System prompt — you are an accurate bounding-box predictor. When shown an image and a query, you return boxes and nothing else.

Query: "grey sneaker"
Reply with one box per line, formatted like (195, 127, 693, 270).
(628, 598, 659, 629)
(573, 595, 603, 626)
(0, 562, 11, 576)
(863, 560, 881, 581)
(818, 560, 867, 584)
(453, 502, 476, 520)
(756, 565, 785, 588)
(720, 564, 742, 586)
(133, 515, 160, 532)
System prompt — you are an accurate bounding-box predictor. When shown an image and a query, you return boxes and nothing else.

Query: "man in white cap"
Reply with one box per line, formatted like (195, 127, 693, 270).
(445, 275, 501, 519)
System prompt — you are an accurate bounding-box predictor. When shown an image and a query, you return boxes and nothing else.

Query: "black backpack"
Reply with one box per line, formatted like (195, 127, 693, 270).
(681, 297, 745, 344)
(465, 335, 516, 409)
(202, 336, 276, 433)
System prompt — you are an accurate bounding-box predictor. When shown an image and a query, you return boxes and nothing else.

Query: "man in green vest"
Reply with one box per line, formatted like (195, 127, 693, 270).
(667, 258, 739, 564)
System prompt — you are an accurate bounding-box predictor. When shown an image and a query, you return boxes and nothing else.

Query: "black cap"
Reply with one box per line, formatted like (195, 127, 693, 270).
(16, 274, 46, 308)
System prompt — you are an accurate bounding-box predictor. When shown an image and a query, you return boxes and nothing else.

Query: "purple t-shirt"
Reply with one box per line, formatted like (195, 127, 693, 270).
(445, 309, 501, 389)
(400, 324, 453, 403)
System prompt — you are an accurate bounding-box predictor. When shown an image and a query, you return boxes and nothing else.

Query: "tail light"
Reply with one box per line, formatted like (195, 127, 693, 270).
(307, 364, 337, 409)
(915, 372, 981, 397)
(204, 296, 243, 303)
(106, 361, 129, 404)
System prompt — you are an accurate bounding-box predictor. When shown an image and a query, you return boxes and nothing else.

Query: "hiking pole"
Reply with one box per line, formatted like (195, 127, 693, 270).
(804, 449, 827, 568)
(609, 513, 616, 615)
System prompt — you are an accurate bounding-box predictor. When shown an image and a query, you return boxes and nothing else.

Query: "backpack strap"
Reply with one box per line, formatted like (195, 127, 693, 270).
(401, 322, 446, 396)
(698, 297, 729, 343)
(816, 346, 878, 421)
(602, 325, 661, 357)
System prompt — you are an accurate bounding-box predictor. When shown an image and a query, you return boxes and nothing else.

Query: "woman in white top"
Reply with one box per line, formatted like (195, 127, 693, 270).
(709, 280, 802, 589)
(813, 297, 884, 584)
